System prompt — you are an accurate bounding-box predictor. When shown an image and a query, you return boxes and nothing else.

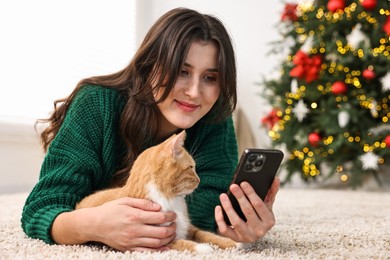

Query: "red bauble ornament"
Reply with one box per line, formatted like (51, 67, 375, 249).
(385, 135, 390, 148)
(362, 68, 376, 80)
(331, 81, 347, 95)
(361, 0, 377, 10)
(384, 16, 390, 36)
(308, 132, 321, 147)
(327, 0, 345, 13)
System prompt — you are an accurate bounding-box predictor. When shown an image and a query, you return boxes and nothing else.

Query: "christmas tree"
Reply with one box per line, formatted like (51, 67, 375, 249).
(261, 0, 390, 187)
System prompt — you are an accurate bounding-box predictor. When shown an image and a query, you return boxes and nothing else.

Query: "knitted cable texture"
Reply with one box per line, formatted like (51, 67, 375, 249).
(21, 84, 238, 243)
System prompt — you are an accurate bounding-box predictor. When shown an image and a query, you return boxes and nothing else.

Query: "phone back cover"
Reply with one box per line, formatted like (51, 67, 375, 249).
(227, 149, 283, 223)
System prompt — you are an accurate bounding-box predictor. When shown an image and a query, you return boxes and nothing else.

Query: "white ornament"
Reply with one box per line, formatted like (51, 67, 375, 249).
(294, 130, 307, 145)
(326, 53, 338, 62)
(380, 72, 390, 92)
(280, 36, 297, 58)
(346, 24, 370, 49)
(298, 0, 314, 6)
(368, 124, 390, 135)
(292, 99, 309, 122)
(338, 111, 350, 128)
(285, 36, 296, 49)
(278, 22, 293, 35)
(370, 100, 378, 118)
(300, 35, 314, 54)
(359, 152, 380, 170)
(298, 35, 306, 45)
(291, 79, 299, 94)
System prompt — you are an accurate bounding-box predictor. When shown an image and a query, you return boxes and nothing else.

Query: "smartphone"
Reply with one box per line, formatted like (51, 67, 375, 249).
(222, 149, 284, 225)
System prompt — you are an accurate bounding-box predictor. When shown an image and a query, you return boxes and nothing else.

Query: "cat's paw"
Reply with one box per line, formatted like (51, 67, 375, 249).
(235, 242, 251, 250)
(195, 243, 214, 253)
(235, 242, 246, 249)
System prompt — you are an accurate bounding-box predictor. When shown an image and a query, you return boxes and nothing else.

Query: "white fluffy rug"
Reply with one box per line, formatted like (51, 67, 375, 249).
(1, 188, 389, 259)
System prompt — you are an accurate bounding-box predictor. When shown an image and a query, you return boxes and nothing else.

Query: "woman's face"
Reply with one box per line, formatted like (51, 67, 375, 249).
(155, 41, 220, 137)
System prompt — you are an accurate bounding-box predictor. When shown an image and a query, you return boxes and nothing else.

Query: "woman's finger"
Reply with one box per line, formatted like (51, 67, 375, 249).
(117, 197, 161, 211)
(219, 190, 245, 229)
(264, 177, 280, 210)
(138, 222, 177, 239)
(113, 197, 177, 225)
(132, 234, 176, 249)
(229, 183, 261, 225)
(214, 204, 239, 240)
(138, 210, 177, 225)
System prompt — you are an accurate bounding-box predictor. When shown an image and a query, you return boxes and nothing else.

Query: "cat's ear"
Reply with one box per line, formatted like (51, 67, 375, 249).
(171, 130, 186, 156)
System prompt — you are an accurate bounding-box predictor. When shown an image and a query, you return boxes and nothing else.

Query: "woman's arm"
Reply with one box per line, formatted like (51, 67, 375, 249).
(21, 86, 176, 251)
(51, 197, 176, 252)
(51, 207, 94, 245)
(21, 86, 120, 243)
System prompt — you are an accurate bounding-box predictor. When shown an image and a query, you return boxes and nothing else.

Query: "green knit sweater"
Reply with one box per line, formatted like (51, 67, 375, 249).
(21, 85, 238, 244)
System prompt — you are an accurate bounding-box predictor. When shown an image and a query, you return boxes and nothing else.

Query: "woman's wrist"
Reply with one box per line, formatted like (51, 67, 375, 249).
(51, 207, 97, 245)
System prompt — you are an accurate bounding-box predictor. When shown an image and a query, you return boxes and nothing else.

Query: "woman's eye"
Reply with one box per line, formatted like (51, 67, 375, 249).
(179, 70, 189, 77)
(204, 75, 217, 82)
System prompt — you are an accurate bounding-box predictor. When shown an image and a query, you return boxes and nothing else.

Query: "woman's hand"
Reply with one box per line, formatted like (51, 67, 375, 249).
(215, 177, 280, 242)
(51, 197, 177, 252)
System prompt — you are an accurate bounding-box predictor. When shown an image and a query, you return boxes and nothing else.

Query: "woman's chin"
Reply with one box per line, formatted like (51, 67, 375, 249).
(175, 122, 196, 130)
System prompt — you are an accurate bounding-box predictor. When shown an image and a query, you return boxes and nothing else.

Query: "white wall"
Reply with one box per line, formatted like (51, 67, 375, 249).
(0, 119, 43, 193)
(0, 0, 137, 122)
(0, 0, 137, 194)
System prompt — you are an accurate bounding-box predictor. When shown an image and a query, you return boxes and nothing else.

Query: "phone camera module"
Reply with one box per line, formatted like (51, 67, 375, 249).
(244, 154, 266, 173)
(248, 154, 257, 163)
(254, 159, 263, 167)
(244, 164, 253, 171)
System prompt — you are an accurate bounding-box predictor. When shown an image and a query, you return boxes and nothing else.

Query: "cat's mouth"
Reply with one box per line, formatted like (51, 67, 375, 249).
(178, 186, 198, 196)
(178, 177, 200, 196)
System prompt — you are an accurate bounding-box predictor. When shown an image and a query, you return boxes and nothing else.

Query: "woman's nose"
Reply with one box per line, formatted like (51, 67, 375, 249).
(184, 77, 200, 98)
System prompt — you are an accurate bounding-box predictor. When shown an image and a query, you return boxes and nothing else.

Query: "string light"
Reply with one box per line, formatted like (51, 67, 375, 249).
(379, 9, 390, 16)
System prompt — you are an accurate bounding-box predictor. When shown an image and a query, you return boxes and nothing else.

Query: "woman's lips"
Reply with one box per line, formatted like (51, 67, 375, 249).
(176, 100, 199, 112)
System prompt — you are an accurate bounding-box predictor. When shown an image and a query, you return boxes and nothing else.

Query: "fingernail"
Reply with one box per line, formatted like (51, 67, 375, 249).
(241, 182, 249, 189)
(221, 195, 229, 202)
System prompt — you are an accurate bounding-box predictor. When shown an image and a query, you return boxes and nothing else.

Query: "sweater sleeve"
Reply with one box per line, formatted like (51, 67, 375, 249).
(185, 116, 239, 232)
(21, 85, 124, 244)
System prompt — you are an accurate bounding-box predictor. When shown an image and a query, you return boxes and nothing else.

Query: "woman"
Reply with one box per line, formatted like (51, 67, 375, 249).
(21, 7, 279, 252)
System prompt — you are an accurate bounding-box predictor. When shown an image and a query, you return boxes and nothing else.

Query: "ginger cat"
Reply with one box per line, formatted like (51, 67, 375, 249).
(76, 130, 240, 253)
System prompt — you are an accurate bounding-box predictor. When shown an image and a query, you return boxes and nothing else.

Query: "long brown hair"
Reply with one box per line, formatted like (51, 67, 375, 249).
(37, 8, 237, 183)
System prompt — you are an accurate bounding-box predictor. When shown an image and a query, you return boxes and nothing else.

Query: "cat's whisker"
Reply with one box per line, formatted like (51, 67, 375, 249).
(188, 133, 202, 155)
(189, 141, 199, 154)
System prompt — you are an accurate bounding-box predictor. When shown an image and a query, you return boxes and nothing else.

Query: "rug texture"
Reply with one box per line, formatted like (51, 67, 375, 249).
(1, 188, 389, 259)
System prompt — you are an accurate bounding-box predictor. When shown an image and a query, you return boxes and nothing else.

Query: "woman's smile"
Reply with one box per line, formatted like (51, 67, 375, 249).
(175, 100, 200, 112)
